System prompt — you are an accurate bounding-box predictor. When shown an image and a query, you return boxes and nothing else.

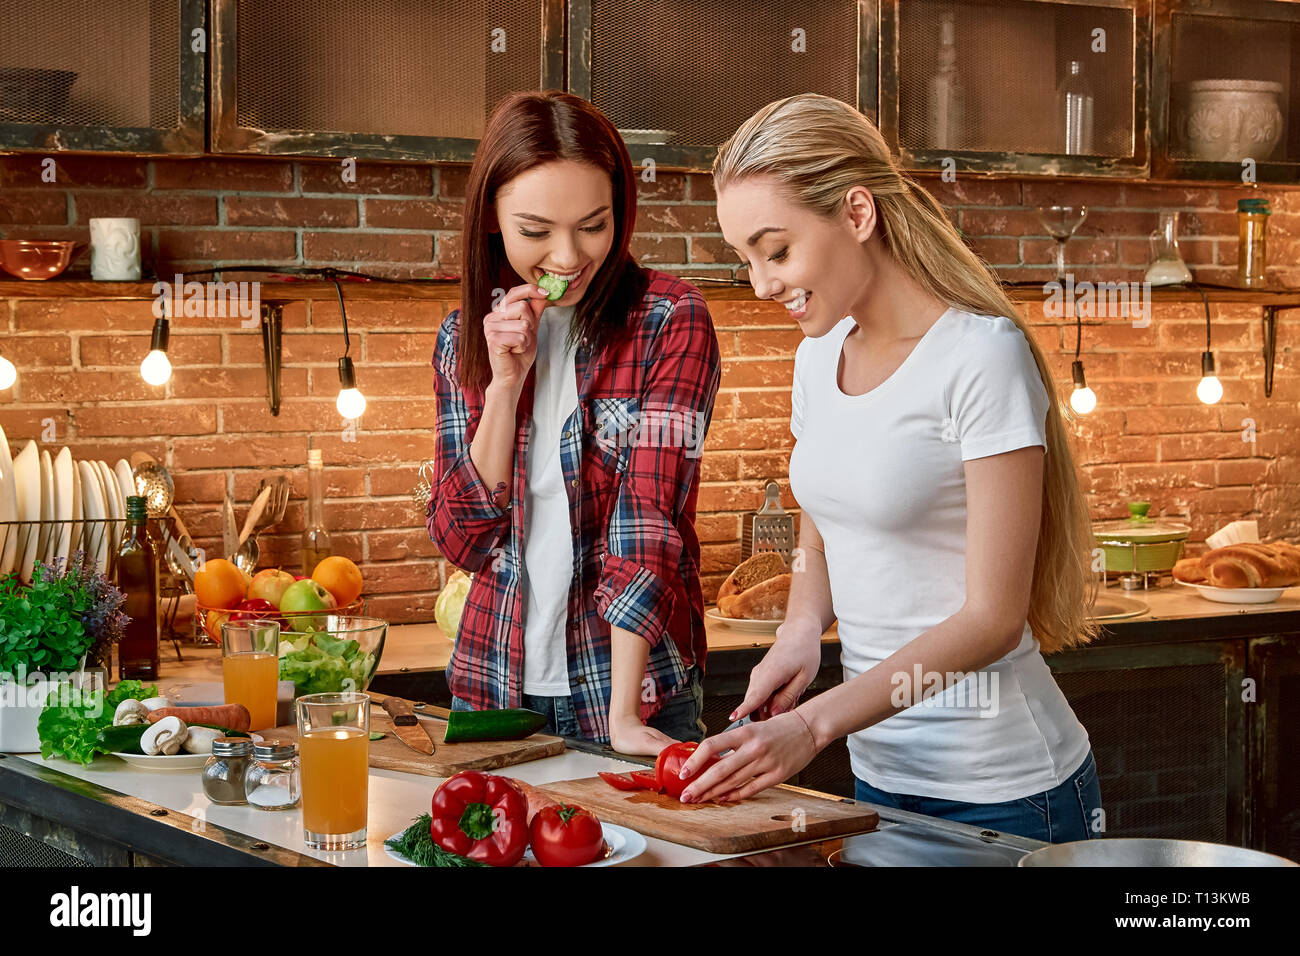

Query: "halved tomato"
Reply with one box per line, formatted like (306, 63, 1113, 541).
(597, 771, 643, 792)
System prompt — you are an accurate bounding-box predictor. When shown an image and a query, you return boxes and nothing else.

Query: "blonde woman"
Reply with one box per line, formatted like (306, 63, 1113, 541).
(676, 94, 1103, 843)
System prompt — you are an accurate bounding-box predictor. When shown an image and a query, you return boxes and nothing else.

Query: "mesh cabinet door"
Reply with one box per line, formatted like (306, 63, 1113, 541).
(569, 0, 874, 170)
(0, 0, 204, 154)
(884, 0, 1150, 177)
(211, 0, 561, 161)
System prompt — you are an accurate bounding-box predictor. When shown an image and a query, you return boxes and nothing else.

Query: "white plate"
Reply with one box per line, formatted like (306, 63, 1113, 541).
(96, 460, 122, 555)
(383, 822, 646, 868)
(53, 448, 74, 568)
(1174, 579, 1290, 604)
(0, 423, 16, 577)
(705, 608, 783, 633)
(13, 441, 41, 583)
(68, 455, 82, 561)
(112, 732, 265, 771)
(77, 460, 108, 574)
(38, 448, 55, 568)
(114, 458, 135, 510)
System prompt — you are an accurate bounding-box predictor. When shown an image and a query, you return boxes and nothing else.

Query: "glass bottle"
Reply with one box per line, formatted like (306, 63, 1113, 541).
(1061, 60, 1095, 155)
(244, 740, 301, 810)
(1236, 197, 1270, 288)
(300, 448, 332, 577)
(925, 12, 965, 150)
(115, 495, 159, 681)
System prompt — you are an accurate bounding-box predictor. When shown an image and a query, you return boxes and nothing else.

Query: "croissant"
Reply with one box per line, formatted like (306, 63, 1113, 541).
(1175, 540, 1300, 589)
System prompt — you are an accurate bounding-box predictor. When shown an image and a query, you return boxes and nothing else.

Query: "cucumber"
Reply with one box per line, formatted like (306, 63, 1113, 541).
(537, 273, 569, 301)
(443, 708, 547, 743)
(97, 724, 148, 754)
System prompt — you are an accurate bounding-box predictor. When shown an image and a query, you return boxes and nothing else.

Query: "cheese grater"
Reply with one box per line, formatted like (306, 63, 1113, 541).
(742, 480, 794, 562)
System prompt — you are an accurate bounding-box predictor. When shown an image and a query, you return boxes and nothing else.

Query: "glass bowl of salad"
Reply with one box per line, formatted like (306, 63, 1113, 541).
(277, 615, 387, 697)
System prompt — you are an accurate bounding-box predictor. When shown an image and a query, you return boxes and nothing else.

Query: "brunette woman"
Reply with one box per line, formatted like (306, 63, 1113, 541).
(427, 91, 720, 755)
(677, 94, 1103, 843)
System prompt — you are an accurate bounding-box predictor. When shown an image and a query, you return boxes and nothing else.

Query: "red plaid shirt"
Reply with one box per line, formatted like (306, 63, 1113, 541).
(427, 270, 721, 743)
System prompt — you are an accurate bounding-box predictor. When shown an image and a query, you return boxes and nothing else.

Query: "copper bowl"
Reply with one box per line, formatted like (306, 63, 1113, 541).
(0, 240, 83, 280)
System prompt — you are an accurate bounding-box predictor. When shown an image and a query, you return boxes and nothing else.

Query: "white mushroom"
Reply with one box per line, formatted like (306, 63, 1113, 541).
(140, 697, 173, 712)
(140, 716, 188, 756)
(113, 699, 148, 726)
(181, 726, 223, 755)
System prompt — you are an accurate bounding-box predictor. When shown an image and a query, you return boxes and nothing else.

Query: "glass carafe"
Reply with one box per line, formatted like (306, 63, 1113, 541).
(1144, 211, 1193, 286)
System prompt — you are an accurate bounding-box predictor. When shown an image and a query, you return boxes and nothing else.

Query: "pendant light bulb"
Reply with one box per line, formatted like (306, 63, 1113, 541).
(141, 315, 172, 385)
(1069, 359, 1096, 415)
(0, 354, 15, 390)
(336, 355, 366, 418)
(1197, 351, 1222, 405)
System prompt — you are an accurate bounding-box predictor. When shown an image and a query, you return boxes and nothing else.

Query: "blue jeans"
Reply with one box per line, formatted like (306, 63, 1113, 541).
(854, 748, 1104, 844)
(451, 666, 705, 744)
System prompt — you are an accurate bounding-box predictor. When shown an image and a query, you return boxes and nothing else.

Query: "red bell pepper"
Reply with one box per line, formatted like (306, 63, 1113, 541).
(429, 771, 530, 867)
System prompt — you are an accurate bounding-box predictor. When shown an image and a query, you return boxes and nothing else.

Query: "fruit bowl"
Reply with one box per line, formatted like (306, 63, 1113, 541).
(198, 597, 366, 643)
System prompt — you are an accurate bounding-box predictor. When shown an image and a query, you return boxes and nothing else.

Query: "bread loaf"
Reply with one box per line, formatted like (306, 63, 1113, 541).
(717, 551, 789, 620)
(1173, 540, 1300, 589)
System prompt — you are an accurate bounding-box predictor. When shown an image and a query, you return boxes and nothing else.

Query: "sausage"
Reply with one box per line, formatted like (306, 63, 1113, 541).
(145, 704, 251, 732)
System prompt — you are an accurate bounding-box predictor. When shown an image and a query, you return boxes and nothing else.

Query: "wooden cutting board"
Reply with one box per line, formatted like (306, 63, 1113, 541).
(538, 776, 878, 854)
(260, 713, 565, 777)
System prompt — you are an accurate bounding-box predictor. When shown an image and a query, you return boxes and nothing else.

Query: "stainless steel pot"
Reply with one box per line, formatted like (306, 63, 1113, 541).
(1019, 838, 1297, 867)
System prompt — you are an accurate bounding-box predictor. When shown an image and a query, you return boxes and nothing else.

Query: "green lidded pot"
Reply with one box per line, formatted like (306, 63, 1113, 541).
(1091, 502, 1190, 574)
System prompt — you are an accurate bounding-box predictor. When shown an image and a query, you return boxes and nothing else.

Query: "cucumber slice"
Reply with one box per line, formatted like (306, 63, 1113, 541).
(443, 708, 548, 743)
(538, 273, 569, 301)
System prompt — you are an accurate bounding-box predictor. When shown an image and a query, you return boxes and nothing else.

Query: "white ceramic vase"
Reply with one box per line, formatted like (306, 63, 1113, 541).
(89, 217, 141, 281)
(1184, 79, 1284, 162)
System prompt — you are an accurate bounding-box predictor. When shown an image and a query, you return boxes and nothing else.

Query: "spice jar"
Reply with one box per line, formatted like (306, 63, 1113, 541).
(202, 736, 255, 805)
(243, 740, 301, 811)
(1237, 197, 1271, 287)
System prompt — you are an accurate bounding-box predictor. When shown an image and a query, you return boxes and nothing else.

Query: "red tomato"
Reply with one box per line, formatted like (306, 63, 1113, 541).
(655, 741, 721, 799)
(628, 770, 661, 791)
(598, 771, 643, 792)
(529, 803, 606, 867)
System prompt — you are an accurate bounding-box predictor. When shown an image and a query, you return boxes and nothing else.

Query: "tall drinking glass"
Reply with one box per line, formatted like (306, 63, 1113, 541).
(220, 620, 280, 732)
(296, 692, 370, 850)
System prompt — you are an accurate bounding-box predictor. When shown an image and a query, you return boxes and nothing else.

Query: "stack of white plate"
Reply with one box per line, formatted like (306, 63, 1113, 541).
(0, 424, 141, 583)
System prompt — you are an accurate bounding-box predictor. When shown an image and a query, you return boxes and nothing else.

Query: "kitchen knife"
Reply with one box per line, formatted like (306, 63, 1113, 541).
(381, 695, 436, 755)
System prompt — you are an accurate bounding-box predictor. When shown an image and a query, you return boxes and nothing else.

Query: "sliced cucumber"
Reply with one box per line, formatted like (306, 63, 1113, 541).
(538, 273, 569, 301)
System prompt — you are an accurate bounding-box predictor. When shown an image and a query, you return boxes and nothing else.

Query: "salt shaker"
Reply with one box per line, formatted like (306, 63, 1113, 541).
(243, 740, 301, 811)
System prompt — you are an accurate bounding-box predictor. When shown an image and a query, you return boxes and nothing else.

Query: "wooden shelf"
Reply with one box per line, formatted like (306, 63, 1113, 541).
(2, 277, 1299, 307)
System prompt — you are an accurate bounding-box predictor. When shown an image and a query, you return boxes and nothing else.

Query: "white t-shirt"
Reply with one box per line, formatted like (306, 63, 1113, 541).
(521, 305, 578, 696)
(788, 307, 1090, 803)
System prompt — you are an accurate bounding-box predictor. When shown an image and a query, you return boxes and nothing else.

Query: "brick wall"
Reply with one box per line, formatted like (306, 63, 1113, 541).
(2, 154, 1299, 621)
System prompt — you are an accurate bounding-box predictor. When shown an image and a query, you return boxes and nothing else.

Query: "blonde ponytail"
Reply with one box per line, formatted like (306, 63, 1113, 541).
(714, 94, 1099, 653)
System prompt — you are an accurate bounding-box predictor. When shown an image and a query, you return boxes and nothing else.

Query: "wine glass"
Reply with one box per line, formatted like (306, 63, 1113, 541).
(1035, 205, 1088, 281)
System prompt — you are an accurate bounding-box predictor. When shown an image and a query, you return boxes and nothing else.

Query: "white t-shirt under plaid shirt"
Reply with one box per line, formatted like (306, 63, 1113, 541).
(788, 307, 1090, 803)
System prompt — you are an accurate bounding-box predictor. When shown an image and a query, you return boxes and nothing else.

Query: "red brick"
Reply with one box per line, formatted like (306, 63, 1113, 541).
(1122, 184, 1223, 208)
(364, 199, 463, 230)
(231, 466, 366, 501)
(1021, 238, 1118, 266)
(321, 498, 426, 531)
(1076, 210, 1161, 238)
(1072, 434, 1157, 465)
(299, 161, 433, 196)
(435, 231, 462, 271)
(308, 365, 433, 397)
(1085, 322, 1157, 349)
(226, 196, 359, 227)
(437, 165, 469, 199)
(965, 236, 1018, 263)
(2, 335, 72, 367)
(687, 174, 716, 202)
(1177, 210, 1240, 237)
(702, 420, 792, 451)
(170, 471, 227, 504)
(365, 332, 439, 363)
(173, 434, 310, 468)
(303, 232, 433, 263)
(1158, 320, 1253, 350)
(688, 235, 741, 265)
(694, 513, 739, 543)
(700, 542, 744, 574)
(153, 158, 293, 192)
(74, 192, 217, 225)
(75, 404, 216, 437)
(959, 208, 1045, 236)
(79, 333, 221, 367)
(697, 480, 795, 514)
(915, 176, 1021, 207)
(1215, 458, 1268, 486)
(368, 466, 429, 497)
(0, 155, 147, 188)
(365, 592, 438, 624)
(637, 204, 719, 233)
(735, 328, 804, 358)
(15, 299, 156, 332)
(0, 189, 69, 225)
(157, 228, 296, 262)
(737, 450, 794, 480)
(366, 530, 440, 561)
(169, 367, 309, 400)
(700, 452, 738, 481)
(18, 370, 161, 403)
(719, 358, 794, 389)
(59, 440, 168, 463)
(708, 300, 789, 328)
(635, 172, 686, 202)
(735, 389, 791, 418)
(309, 431, 436, 465)
(1124, 406, 1220, 434)
(0, 408, 73, 439)
(1159, 432, 1249, 461)
(631, 235, 686, 264)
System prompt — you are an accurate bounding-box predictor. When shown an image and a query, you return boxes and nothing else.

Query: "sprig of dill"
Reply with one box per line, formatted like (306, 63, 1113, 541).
(385, 813, 487, 867)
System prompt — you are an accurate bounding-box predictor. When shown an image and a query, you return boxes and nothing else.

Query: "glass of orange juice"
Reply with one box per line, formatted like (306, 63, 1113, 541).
(220, 620, 280, 732)
(296, 691, 370, 850)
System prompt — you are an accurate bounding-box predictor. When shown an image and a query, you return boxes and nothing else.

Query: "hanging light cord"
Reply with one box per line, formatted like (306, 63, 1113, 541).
(333, 279, 352, 358)
(1074, 304, 1083, 361)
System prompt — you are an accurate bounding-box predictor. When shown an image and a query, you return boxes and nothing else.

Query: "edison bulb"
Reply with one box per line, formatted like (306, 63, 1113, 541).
(0, 355, 15, 390)
(1197, 375, 1223, 405)
(337, 387, 366, 419)
(1070, 386, 1097, 415)
(140, 349, 172, 386)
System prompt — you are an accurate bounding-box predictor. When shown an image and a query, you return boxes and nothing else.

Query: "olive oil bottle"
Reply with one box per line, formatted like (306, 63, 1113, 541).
(116, 495, 160, 681)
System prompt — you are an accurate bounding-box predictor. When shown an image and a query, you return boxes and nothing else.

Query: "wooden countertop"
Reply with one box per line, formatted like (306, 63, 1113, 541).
(156, 582, 1300, 685)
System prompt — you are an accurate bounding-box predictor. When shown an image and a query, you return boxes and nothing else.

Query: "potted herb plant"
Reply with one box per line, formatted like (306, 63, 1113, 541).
(0, 552, 126, 752)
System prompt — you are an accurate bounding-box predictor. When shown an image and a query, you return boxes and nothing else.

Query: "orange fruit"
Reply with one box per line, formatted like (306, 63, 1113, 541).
(205, 608, 232, 642)
(312, 555, 363, 607)
(194, 558, 250, 610)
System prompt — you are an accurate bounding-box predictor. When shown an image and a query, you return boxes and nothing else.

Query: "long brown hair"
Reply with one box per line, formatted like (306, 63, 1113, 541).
(714, 94, 1100, 654)
(456, 90, 647, 391)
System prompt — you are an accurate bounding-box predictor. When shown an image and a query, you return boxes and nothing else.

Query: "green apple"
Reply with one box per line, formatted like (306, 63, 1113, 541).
(247, 568, 296, 608)
(280, 578, 336, 630)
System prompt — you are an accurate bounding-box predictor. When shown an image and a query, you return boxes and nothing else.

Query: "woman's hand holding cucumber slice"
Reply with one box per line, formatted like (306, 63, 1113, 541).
(483, 283, 550, 392)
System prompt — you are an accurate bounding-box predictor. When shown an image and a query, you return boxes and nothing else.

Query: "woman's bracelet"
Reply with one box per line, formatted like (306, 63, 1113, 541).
(791, 708, 819, 753)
